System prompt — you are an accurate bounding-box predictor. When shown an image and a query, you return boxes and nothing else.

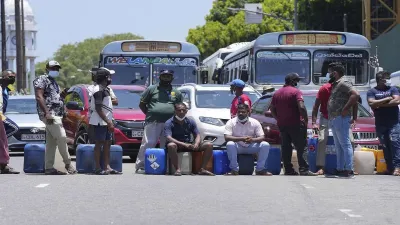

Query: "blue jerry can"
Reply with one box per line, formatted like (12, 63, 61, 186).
(213, 150, 230, 175)
(76, 144, 95, 173)
(23, 144, 45, 173)
(265, 148, 281, 175)
(102, 145, 123, 172)
(307, 137, 318, 173)
(238, 154, 254, 175)
(145, 148, 167, 175)
(325, 135, 337, 175)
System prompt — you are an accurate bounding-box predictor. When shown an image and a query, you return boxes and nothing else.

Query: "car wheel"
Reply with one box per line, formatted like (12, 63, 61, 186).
(73, 129, 90, 152)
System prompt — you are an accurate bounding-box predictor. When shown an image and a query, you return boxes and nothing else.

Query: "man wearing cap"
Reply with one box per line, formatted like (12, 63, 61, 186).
(135, 69, 183, 173)
(1, 70, 19, 138)
(270, 73, 317, 176)
(230, 79, 252, 118)
(33, 60, 77, 175)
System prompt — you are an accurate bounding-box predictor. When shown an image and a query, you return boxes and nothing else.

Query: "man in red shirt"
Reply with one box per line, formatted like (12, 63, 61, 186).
(270, 73, 317, 176)
(230, 79, 252, 118)
(312, 63, 357, 175)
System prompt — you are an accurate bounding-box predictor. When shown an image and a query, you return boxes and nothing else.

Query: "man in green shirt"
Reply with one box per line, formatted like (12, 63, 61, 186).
(135, 70, 183, 173)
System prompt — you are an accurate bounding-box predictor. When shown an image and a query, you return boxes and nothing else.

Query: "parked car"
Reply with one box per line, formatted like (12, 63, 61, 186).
(178, 83, 261, 148)
(251, 90, 380, 149)
(63, 85, 146, 159)
(5, 95, 46, 151)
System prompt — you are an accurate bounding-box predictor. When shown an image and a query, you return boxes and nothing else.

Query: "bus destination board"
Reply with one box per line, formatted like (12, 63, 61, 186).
(122, 41, 181, 53)
(279, 33, 346, 45)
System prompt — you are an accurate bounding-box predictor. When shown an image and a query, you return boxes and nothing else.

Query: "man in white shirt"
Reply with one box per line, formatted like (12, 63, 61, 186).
(224, 103, 272, 176)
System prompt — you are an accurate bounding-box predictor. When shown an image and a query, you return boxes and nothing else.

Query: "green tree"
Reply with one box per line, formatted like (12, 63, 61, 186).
(35, 33, 143, 88)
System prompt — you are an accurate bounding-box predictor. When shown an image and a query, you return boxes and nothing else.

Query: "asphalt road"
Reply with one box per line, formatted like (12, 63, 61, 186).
(0, 154, 399, 225)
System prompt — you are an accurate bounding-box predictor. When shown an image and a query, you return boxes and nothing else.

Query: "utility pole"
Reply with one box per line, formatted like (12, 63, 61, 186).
(294, 0, 298, 31)
(14, 0, 23, 91)
(343, 13, 348, 32)
(1, 0, 7, 70)
(21, 0, 26, 89)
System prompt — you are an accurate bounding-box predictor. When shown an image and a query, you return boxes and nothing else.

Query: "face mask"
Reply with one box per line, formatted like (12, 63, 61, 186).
(237, 115, 248, 123)
(175, 115, 186, 121)
(106, 78, 112, 86)
(48, 70, 59, 78)
(294, 82, 300, 89)
(8, 77, 15, 85)
(385, 80, 392, 87)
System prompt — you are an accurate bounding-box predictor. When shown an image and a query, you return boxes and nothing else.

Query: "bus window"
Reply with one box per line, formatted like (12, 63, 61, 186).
(255, 50, 311, 84)
(234, 68, 238, 79)
(313, 50, 369, 85)
(152, 63, 197, 85)
(104, 64, 150, 86)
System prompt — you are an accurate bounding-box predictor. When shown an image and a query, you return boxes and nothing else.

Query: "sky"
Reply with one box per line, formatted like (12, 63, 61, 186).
(28, 0, 215, 62)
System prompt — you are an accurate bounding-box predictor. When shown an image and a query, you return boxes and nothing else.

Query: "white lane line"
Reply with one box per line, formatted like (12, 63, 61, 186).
(339, 209, 362, 218)
(35, 183, 49, 188)
(300, 184, 315, 189)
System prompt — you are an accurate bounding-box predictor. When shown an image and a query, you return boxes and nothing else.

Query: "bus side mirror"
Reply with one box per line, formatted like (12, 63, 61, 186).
(241, 70, 249, 82)
(201, 71, 208, 84)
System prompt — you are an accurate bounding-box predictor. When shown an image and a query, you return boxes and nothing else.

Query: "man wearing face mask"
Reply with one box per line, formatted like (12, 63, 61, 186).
(164, 103, 214, 176)
(224, 103, 271, 176)
(229, 79, 252, 118)
(33, 60, 77, 175)
(270, 73, 317, 176)
(312, 63, 357, 175)
(367, 71, 400, 176)
(327, 63, 359, 178)
(135, 69, 183, 173)
(1, 70, 19, 138)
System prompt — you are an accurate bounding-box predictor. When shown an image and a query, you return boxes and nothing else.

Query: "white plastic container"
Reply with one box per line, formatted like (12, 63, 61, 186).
(291, 150, 299, 173)
(354, 151, 375, 175)
(168, 152, 192, 175)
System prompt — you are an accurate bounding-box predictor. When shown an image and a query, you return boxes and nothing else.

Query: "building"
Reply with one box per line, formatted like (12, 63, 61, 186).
(0, 0, 38, 93)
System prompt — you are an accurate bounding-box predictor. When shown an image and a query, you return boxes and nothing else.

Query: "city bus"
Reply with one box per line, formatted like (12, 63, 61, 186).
(99, 40, 201, 87)
(201, 42, 250, 84)
(217, 31, 377, 92)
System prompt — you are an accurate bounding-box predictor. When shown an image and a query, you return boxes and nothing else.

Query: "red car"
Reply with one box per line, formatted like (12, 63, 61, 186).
(251, 90, 380, 149)
(63, 84, 146, 159)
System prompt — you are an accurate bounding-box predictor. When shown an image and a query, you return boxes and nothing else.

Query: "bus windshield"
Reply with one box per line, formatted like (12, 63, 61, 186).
(255, 50, 311, 84)
(104, 64, 150, 86)
(312, 50, 369, 85)
(152, 64, 197, 85)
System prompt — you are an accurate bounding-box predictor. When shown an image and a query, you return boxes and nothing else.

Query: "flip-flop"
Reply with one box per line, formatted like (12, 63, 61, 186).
(198, 169, 215, 176)
(393, 168, 400, 176)
(174, 171, 182, 176)
(108, 169, 122, 175)
(94, 169, 108, 175)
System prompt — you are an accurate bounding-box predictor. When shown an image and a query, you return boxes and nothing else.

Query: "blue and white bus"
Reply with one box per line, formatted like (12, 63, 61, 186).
(218, 31, 375, 92)
(99, 40, 201, 87)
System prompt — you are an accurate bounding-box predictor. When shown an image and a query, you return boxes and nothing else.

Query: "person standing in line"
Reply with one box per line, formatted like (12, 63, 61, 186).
(270, 73, 317, 176)
(89, 68, 121, 175)
(311, 63, 357, 175)
(33, 60, 77, 175)
(135, 70, 183, 173)
(327, 63, 359, 178)
(367, 71, 400, 176)
(229, 79, 252, 118)
(1, 70, 19, 138)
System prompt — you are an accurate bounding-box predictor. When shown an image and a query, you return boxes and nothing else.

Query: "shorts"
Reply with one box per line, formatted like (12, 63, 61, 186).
(92, 125, 113, 141)
(166, 141, 211, 152)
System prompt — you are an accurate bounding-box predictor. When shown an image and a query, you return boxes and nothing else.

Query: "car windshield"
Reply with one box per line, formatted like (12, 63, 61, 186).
(302, 95, 371, 118)
(256, 50, 311, 84)
(5, 98, 37, 114)
(112, 89, 143, 109)
(195, 90, 260, 108)
(152, 64, 198, 86)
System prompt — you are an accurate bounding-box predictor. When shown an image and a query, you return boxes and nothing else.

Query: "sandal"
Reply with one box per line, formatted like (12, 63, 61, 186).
(45, 168, 67, 175)
(1, 166, 20, 174)
(225, 170, 239, 176)
(198, 169, 215, 176)
(174, 171, 182, 176)
(108, 169, 122, 175)
(94, 169, 108, 175)
(255, 170, 273, 176)
(393, 168, 400, 176)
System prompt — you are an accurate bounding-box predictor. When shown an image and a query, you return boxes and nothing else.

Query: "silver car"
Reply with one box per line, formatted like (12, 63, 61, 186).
(5, 95, 45, 151)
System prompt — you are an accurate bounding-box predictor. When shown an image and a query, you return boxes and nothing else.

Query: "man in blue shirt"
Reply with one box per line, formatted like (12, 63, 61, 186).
(164, 103, 214, 176)
(1, 70, 19, 138)
(367, 71, 400, 176)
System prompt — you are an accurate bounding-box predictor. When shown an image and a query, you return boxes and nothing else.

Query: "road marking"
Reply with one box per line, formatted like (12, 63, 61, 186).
(300, 184, 315, 189)
(35, 183, 49, 188)
(339, 209, 362, 218)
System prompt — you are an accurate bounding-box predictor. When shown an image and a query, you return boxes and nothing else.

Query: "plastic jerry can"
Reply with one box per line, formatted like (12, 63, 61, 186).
(361, 147, 378, 161)
(291, 150, 300, 173)
(23, 144, 45, 173)
(307, 137, 318, 173)
(168, 152, 192, 175)
(376, 150, 387, 173)
(76, 144, 96, 173)
(354, 151, 375, 175)
(145, 148, 167, 175)
(238, 154, 254, 175)
(324, 136, 337, 174)
(265, 148, 281, 175)
(192, 151, 213, 174)
(213, 150, 230, 175)
(101, 145, 123, 172)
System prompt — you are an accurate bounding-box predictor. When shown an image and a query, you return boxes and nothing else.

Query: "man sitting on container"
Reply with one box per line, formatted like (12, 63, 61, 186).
(224, 103, 271, 176)
(164, 103, 214, 176)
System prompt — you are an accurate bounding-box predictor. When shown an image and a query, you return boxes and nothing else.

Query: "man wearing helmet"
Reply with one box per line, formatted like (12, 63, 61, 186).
(135, 69, 183, 173)
(229, 79, 252, 119)
(33, 60, 77, 175)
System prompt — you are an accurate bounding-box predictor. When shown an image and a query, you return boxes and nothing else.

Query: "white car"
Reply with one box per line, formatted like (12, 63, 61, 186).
(5, 95, 46, 151)
(178, 83, 261, 148)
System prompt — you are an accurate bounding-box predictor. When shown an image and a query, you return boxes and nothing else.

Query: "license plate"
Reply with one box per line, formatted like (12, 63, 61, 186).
(131, 131, 144, 137)
(21, 134, 45, 141)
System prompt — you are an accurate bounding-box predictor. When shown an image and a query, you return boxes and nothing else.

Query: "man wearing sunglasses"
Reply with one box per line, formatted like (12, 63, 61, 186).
(135, 69, 183, 173)
(0, 70, 19, 139)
